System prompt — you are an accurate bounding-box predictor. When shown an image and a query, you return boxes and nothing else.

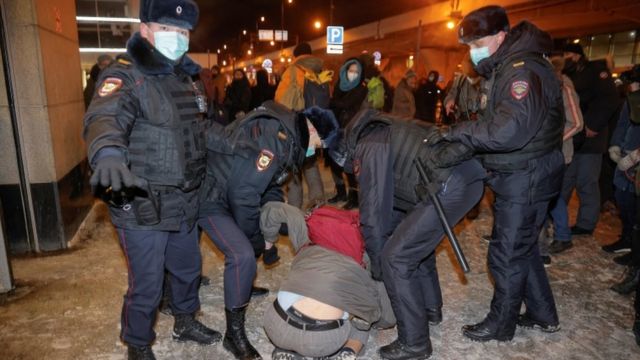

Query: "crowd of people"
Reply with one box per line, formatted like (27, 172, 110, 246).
(81, 1, 640, 359)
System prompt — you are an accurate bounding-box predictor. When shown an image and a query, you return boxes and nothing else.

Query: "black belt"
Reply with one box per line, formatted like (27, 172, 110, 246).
(273, 300, 344, 332)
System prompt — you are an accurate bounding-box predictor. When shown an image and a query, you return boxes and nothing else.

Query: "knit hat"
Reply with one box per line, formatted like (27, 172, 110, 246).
(293, 42, 313, 57)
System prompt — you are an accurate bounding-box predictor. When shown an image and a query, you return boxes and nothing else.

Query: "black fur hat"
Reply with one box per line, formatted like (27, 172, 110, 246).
(562, 43, 585, 57)
(140, 0, 199, 30)
(293, 42, 313, 57)
(458, 5, 510, 44)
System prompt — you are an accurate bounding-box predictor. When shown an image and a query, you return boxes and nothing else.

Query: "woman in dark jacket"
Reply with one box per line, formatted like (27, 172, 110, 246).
(225, 69, 252, 121)
(329, 58, 368, 209)
(251, 69, 276, 109)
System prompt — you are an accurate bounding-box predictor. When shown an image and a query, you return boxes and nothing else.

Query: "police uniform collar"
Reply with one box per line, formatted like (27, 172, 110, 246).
(126, 32, 201, 76)
(475, 21, 552, 77)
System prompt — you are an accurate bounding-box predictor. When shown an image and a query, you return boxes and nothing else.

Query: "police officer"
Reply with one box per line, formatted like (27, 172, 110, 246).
(330, 110, 485, 359)
(83, 1, 219, 359)
(433, 6, 564, 341)
(198, 102, 338, 359)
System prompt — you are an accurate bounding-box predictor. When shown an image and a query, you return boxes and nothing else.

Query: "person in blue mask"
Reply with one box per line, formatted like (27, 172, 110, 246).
(83, 1, 220, 359)
(430, 5, 565, 344)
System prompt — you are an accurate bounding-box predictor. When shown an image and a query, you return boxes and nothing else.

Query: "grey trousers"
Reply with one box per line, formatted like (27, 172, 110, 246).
(263, 301, 369, 358)
(260, 201, 309, 252)
(287, 157, 325, 209)
(561, 153, 602, 231)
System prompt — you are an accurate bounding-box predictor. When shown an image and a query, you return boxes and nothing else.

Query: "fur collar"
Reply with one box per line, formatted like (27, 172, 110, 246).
(126, 32, 201, 76)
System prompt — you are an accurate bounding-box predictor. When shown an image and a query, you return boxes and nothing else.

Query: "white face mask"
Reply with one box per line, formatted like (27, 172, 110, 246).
(153, 31, 189, 61)
(347, 72, 359, 82)
(306, 119, 321, 157)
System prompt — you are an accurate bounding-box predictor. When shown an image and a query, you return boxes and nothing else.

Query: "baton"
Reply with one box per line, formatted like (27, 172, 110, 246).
(415, 159, 471, 273)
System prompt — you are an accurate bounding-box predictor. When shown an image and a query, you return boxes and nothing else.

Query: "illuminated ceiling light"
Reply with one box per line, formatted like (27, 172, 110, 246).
(260, 16, 266, 22)
(222, 60, 227, 66)
(280, 57, 285, 63)
(223, 44, 227, 49)
(270, 40, 275, 46)
(287, 58, 292, 63)
(76, 16, 140, 23)
(409, 55, 414, 60)
(247, 49, 252, 55)
(217, 49, 221, 54)
(314, 20, 322, 29)
(573, 39, 580, 44)
(612, 73, 619, 78)
(446, 20, 455, 30)
(243, 30, 247, 35)
(80, 48, 126, 53)
(631, 31, 636, 37)
(288, 0, 293, 3)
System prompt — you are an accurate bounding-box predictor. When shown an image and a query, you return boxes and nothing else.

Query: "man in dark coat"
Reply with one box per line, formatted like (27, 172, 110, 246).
(83, 1, 220, 359)
(435, 6, 565, 343)
(331, 110, 485, 359)
(558, 43, 621, 244)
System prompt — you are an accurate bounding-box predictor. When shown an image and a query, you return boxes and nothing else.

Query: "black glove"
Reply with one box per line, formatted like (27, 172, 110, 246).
(369, 257, 383, 281)
(423, 127, 449, 146)
(263, 246, 280, 266)
(90, 156, 146, 192)
(431, 142, 474, 168)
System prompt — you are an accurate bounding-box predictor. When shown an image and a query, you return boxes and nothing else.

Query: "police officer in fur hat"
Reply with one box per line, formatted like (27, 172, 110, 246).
(83, 1, 220, 359)
(431, 5, 564, 344)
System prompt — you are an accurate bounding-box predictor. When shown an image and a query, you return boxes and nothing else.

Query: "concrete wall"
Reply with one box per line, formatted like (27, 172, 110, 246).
(0, 0, 93, 253)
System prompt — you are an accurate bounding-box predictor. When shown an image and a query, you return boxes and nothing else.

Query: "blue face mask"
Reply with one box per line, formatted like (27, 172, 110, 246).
(153, 31, 189, 61)
(470, 47, 491, 66)
(306, 146, 316, 157)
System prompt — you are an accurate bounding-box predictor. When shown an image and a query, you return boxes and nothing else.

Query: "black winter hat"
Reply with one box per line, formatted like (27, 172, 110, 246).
(140, 0, 199, 30)
(293, 42, 313, 57)
(458, 5, 510, 43)
(562, 43, 585, 57)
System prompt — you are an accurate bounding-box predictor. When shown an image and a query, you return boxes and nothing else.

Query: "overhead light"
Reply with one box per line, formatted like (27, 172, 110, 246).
(270, 40, 275, 46)
(80, 48, 126, 53)
(222, 60, 227, 66)
(409, 55, 414, 60)
(573, 39, 580, 44)
(76, 16, 140, 23)
(446, 20, 455, 30)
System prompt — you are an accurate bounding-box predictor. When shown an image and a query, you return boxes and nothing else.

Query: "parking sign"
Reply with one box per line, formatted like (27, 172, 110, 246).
(327, 26, 344, 45)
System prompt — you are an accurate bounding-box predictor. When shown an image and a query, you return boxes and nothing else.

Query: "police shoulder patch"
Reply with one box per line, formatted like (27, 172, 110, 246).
(510, 80, 529, 100)
(599, 71, 609, 79)
(256, 149, 275, 172)
(98, 77, 123, 97)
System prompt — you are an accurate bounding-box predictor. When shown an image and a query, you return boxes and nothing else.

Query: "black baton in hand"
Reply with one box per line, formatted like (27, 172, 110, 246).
(415, 159, 471, 273)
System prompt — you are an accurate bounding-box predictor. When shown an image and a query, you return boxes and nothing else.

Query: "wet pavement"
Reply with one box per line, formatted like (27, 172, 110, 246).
(0, 168, 638, 360)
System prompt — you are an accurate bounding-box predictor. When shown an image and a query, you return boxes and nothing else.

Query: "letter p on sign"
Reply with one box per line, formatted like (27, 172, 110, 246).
(327, 26, 344, 45)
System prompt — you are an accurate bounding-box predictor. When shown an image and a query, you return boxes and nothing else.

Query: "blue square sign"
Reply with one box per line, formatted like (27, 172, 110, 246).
(327, 26, 344, 45)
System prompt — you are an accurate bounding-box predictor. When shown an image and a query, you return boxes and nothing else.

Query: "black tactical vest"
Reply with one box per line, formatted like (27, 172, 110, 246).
(480, 54, 564, 170)
(127, 69, 207, 191)
(346, 111, 443, 211)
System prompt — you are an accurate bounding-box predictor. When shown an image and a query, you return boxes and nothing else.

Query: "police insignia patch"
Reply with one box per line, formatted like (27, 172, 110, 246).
(599, 71, 609, 79)
(98, 78, 123, 97)
(256, 150, 275, 172)
(176, 6, 183, 15)
(510, 80, 529, 100)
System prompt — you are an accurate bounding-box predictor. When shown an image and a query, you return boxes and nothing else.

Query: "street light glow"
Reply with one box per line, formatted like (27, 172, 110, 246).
(223, 44, 227, 49)
(573, 39, 580, 44)
(314, 20, 322, 29)
(270, 40, 275, 46)
(260, 16, 266, 22)
(243, 30, 247, 35)
(247, 49, 252, 55)
(446, 21, 455, 30)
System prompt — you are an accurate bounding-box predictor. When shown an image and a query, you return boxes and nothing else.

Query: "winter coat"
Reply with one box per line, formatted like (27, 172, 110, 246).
(391, 79, 416, 118)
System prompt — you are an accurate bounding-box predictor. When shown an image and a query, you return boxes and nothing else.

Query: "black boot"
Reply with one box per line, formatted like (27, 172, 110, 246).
(127, 345, 156, 360)
(426, 308, 442, 326)
(223, 307, 262, 359)
(462, 319, 513, 342)
(342, 190, 358, 210)
(172, 313, 222, 345)
(328, 185, 347, 203)
(611, 266, 640, 295)
(250, 286, 270, 298)
(378, 339, 432, 360)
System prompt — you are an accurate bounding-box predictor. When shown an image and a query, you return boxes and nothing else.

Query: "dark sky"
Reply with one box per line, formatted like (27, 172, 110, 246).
(190, 0, 441, 54)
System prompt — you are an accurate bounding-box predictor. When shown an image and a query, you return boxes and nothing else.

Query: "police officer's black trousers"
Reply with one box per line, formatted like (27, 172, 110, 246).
(381, 160, 485, 347)
(484, 152, 563, 338)
(199, 213, 257, 310)
(117, 222, 202, 346)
